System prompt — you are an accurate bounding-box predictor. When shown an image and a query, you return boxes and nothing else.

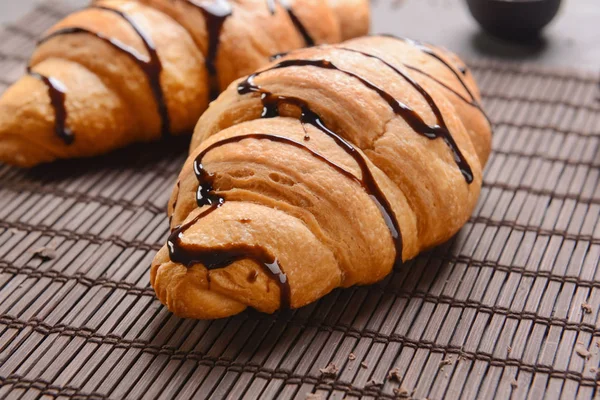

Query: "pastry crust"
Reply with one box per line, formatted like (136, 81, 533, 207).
(151, 36, 492, 319)
(0, 0, 369, 167)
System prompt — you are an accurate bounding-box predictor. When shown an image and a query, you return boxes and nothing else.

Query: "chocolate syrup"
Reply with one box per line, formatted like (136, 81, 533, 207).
(169, 134, 338, 308)
(391, 36, 479, 103)
(241, 58, 473, 182)
(237, 80, 403, 259)
(168, 207, 290, 309)
(82, 6, 171, 137)
(385, 36, 493, 127)
(26, 67, 74, 144)
(185, 0, 233, 99)
(338, 48, 474, 182)
(267, 0, 315, 46)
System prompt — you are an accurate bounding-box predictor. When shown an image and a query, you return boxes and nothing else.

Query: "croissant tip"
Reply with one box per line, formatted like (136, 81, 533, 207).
(0, 131, 59, 167)
(150, 251, 247, 320)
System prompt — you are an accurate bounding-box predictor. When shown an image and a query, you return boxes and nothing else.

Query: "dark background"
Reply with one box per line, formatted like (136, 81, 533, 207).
(2, 0, 599, 69)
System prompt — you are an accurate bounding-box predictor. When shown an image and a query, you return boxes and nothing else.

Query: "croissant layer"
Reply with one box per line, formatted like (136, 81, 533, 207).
(0, 0, 369, 166)
(151, 36, 492, 319)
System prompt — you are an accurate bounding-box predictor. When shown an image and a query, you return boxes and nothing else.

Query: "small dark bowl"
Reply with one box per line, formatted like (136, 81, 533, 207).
(466, 0, 562, 41)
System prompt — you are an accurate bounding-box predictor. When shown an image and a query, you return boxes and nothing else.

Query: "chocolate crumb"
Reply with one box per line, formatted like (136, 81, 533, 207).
(393, 385, 410, 398)
(348, 352, 356, 361)
(361, 361, 368, 368)
(582, 303, 593, 314)
(239, 218, 252, 224)
(575, 344, 591, 359)
(319, 362, 338, 377)
(507, 346, 512, 354)
(365, 379, 383, 388)
(387, 367, 402, 382)
(511, 379, 518, 388)
(32, 246, 57, 261)
(440, 358, 453, 368)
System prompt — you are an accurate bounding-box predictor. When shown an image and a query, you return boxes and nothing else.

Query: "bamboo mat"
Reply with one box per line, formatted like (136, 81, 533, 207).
(1, 1, 600, 399)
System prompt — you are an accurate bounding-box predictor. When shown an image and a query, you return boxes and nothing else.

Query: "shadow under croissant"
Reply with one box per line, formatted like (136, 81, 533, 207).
(143, 237, 459, 354)
(18, 133, 191, 184)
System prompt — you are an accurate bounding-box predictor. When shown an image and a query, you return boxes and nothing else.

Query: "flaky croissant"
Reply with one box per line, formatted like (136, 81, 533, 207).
(151, 35, 492, 319)
(0, 0, 369, 167)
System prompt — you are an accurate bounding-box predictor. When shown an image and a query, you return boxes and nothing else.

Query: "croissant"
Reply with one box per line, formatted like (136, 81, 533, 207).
(0, 0, 369, 167)
(151, 35, 492, 319)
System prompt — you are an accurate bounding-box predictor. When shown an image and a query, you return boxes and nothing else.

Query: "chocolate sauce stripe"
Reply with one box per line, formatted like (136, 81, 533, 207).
(89, 5, 170, 137)
(0, 179, 164, 214)
(1, 314, 599, 394)
(180, 0, 232, 99)
(404, 64, 476, 107)
(234, 84, 403, 256)
(248, 58, 473, 182)
(26, 68, 73, 144)
(377, 36, 478, 102)
(0, 221, 163, 252)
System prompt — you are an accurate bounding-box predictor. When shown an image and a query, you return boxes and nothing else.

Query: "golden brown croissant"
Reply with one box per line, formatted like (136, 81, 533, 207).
(0, 0, 369, 167)
(151, 35, 492, 319)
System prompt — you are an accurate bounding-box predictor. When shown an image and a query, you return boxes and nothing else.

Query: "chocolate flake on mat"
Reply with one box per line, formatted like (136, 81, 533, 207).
(319, 362, 339, 378)
(393, 385, 411, 398)
(361, 361, 369, 369)
(31, 246, 57, 261)
(575, 344, 591, 359)
(439, 358, 453, 368)
(581, 302, 593, 314)
(387, 367, 402, 382)
(511, 379, 519, 388)
(365, 379, 383, 388)
(348, 352, 356, 361)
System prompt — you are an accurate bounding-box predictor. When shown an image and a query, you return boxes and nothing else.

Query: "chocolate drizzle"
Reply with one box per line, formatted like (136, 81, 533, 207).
(168, 134, 347, 309)
(395, 37, 479, 103)
(337, 47, 474, 182)
(241, 58, 473, 183)
(379, 35, 489, 114)
(89, 5, 171, 137)
(26, 67, 74, 144)
(237, 78, 403, 259)
(168, 208, 290, 309)
(185, 0, 233, 99)
(267, 0, 315, 46)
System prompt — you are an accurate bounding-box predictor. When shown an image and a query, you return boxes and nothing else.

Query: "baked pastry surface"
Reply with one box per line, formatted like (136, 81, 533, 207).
(151, 36, 493, 319)
(0, 0, 369, 166)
